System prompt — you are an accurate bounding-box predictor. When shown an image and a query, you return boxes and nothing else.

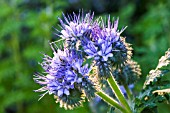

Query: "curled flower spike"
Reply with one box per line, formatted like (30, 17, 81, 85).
(34, 46, 96, 109)
(112, 60, 141, 85)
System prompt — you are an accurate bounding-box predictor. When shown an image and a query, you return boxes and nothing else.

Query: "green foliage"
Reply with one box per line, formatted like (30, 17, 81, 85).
(0, 0, 77, 113)
(133, 49, 170, 113)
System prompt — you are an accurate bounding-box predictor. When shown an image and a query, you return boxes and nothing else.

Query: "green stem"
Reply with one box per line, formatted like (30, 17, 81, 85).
(123, 84, 133, 100)
(96, 91, 128, 113)
(107, 75, 132, 113)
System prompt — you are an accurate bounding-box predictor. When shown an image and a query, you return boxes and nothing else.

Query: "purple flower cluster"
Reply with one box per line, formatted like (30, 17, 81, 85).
(58, 12, 132, 79)
(81, 17, 132, 78)
(34, 48, 95, 109)
(34, 11, 138, 109)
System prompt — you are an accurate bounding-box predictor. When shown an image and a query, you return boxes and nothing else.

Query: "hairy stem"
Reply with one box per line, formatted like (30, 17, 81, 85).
(107, 75, 132, 113)
(96, 91, 128, 113)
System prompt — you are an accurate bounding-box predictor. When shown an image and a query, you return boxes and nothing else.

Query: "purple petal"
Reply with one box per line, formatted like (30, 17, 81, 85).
(98, 51, 103, 56)
(46, 74, 55, 79)
(77, 78, 82, 83)
(58, 89, 64, 96)
(64, 89, 70, 95)
(114, 18, 119, 31)
(102, 56, 108, 61)
(105, 45, 112, 54)
(101, 43, 106, 51)
(84, 49, 95, 55)
(106, 53, 113, 58)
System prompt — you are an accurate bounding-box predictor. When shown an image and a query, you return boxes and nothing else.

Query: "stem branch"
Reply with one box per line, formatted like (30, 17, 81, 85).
(107, 75, 132, 113)
(96, 91, 128, 113)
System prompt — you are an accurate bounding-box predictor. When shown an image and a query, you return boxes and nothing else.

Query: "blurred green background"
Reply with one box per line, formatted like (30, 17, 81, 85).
(0, 0, 170, 113)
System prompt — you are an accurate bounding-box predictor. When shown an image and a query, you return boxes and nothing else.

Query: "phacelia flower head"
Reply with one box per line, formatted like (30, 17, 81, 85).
(34, 45, 95, 109)
(112, 60, 141, 85)
(81, 17, 132, 79)
(58, 11, 96, 49)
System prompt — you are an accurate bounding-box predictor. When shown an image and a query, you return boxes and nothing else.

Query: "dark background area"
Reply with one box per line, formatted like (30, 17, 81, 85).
(0, 0, 170, 113)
